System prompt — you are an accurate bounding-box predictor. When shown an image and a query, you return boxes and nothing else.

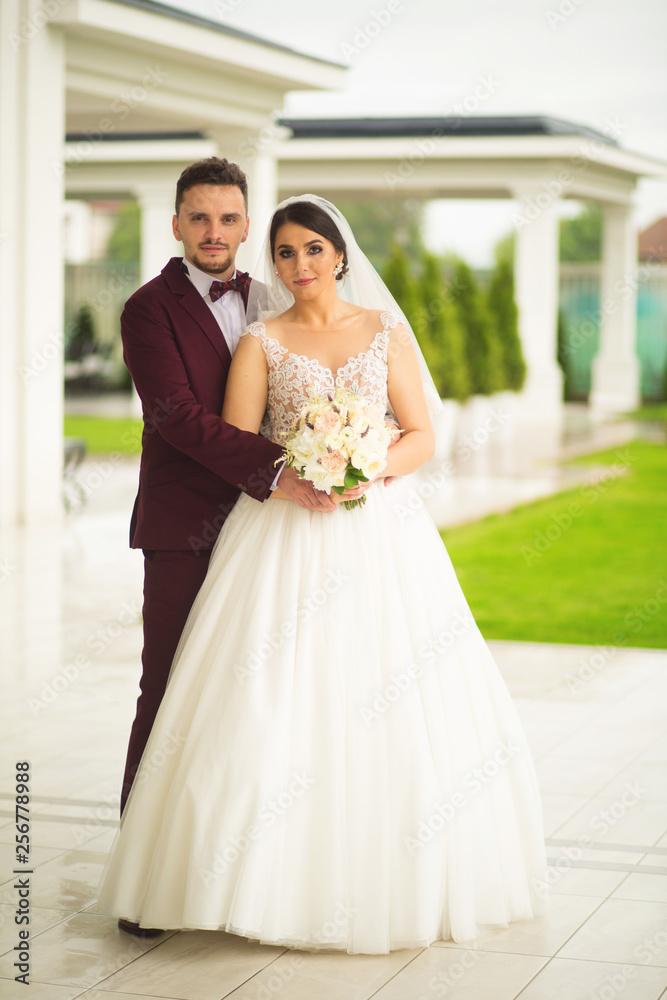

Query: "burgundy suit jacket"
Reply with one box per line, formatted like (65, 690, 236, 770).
(121, 257, 283, 552)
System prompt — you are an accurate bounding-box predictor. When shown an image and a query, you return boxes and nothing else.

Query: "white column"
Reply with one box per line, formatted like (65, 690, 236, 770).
(207, 125, 281, 272)
(511, 185, 564, 424)
(134, 185, 180, 286)
(1, 4, 66, 528)
(0, 5, 63, 683)
(131, 186, 180, 416)
(590, 201, 641, 414)
(238, 151, 279, 272)
(0, 0, 21, 527)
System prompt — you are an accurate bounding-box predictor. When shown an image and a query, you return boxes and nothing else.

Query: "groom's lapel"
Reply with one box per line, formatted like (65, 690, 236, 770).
(161, 257, 232, 366)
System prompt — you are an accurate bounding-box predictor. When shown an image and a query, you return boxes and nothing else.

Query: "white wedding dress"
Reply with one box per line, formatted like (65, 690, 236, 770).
(99, 312, 548, 953)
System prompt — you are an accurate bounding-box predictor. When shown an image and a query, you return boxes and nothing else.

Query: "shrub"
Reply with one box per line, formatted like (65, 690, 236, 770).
(66, 304, 97, 361)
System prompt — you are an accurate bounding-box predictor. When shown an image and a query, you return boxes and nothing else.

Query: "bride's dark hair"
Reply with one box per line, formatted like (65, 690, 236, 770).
(270, 201, 349, 280)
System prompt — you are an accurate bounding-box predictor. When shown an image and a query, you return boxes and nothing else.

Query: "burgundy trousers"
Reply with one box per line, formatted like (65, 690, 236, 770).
(120, 549, 211, 813)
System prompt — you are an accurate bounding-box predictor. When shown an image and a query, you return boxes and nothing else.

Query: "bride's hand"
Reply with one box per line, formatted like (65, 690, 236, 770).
(277, 466, 337, 512)
(332, 479, 375, 503)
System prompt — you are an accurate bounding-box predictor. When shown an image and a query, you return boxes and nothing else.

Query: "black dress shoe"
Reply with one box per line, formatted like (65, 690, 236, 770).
(118, 917, 165, 938)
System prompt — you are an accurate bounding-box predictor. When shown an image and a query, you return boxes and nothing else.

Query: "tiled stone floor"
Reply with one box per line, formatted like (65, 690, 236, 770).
(1, 409, 665, 999)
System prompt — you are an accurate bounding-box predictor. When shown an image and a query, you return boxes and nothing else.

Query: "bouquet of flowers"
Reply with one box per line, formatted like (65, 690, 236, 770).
(282, 388, 394, 509)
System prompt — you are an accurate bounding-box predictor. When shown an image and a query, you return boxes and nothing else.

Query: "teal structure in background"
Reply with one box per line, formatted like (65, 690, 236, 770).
(559, 263, 667, 401)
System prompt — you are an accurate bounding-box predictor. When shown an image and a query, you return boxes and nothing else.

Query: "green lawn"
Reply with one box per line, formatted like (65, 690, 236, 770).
(65, 414, 665, 648)
(441, 440, 666, 648)
(65, 415, 143, 455)
(624, 403, 667, 422)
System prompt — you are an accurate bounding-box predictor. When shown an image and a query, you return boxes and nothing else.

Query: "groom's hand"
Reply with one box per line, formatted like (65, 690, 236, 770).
(277, 466, 337, 512)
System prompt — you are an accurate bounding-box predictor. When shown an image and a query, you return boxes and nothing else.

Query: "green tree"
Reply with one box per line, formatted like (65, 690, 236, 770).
(557, 308, 576, 400)
(382, 242, 420, 327)
(65, 304, 97, 361)
(452, 259, 503, 395)
(416, 253, 470, 400)
(559, 202, 602, 262)
(487, 257, 526, 391)
(494, 202, 602, 265)
(336, 198, 424, 273)
(493, 230, 515, 266)
(106, 200, 141, 262)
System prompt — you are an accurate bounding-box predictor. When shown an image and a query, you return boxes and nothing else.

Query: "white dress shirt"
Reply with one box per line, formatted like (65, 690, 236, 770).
(182, 256, 246, 355)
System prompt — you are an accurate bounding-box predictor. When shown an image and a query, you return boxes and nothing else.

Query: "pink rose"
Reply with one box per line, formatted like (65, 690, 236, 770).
(321, 450, 347, 472)
(314, 411, 343, 434)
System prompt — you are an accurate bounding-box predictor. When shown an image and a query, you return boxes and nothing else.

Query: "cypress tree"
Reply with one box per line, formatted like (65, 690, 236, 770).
(106, 200, 141, 262)
(487, 257, 526, 391)
(382, 243, 420, 328)
(452, 259, 503, 395)
(418, 253, 470, 400)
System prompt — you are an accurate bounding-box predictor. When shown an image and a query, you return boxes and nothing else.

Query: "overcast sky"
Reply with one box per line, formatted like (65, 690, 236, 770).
(165, 0, 667, 265)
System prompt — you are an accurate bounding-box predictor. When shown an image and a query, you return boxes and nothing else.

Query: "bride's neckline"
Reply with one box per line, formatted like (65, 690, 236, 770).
(256, 311, 393, 377)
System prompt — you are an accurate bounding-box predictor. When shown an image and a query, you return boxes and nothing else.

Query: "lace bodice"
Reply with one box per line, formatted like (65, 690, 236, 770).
(243, 311, 395, 443)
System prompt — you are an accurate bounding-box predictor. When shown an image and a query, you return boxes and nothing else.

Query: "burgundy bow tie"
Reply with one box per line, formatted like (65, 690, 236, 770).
(209, 271, 250, 302)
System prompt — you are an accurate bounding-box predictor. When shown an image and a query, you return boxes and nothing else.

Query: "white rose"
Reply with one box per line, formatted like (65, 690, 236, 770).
(293, 426, 329, 463)
(350, 446, 387, 480)
(349, 445, 371, 470)
(324, 432, 346, 453)
(302, 461, 333, 491)
(361, 428, 384, 449)
(361, 455, 387, 479)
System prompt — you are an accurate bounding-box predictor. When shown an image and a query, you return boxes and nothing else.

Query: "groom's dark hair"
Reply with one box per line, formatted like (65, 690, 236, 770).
(175, 157, 248, 214)
(270, 201, 349, 280)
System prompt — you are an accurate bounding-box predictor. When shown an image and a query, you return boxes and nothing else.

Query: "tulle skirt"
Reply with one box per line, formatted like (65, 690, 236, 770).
(98, 478, 547, 953)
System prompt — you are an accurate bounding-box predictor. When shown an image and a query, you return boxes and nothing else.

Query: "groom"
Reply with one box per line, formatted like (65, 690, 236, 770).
(119, 157, 335, 825)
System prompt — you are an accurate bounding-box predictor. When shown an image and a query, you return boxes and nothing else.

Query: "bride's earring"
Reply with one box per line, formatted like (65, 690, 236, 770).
(333, 261, 343, 276)
(274, 268, 280, 277)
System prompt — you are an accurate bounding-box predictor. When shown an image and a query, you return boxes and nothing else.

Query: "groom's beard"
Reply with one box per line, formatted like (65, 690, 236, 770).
(190, 245, 234, 276)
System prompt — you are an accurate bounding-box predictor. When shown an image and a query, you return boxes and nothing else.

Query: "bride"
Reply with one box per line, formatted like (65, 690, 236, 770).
(98, 194, 547, 954)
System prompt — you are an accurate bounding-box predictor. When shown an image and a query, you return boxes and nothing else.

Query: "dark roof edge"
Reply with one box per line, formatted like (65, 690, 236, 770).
(65, 130, 207, 142)
(278, 115, 618, 145)
(64, 115, 620, 148)
(108, 0, 345, 69)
